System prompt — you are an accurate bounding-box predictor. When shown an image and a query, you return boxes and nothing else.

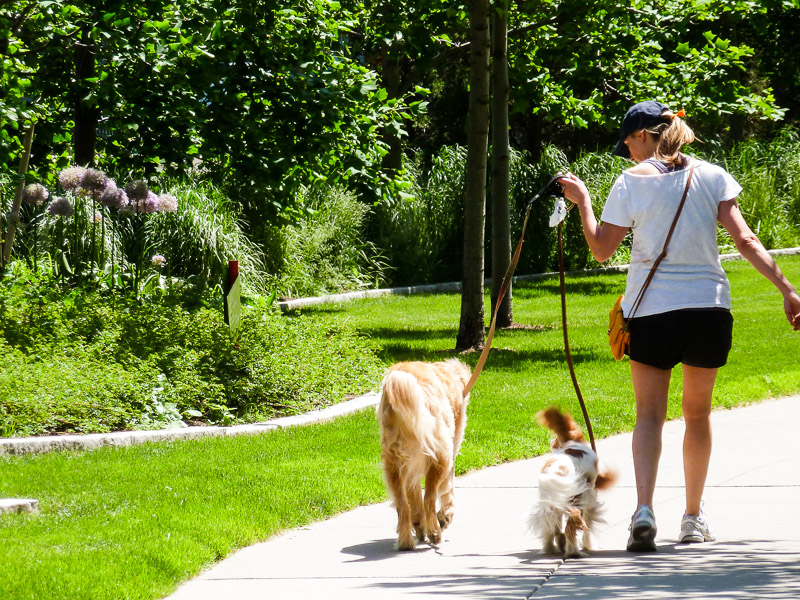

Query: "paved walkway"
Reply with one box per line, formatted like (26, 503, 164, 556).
(166, 395, 800, 600)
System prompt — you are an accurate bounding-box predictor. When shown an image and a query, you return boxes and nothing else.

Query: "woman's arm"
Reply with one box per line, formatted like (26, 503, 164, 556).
(718, 198, 800, 330)
(558, 173, 629, 263)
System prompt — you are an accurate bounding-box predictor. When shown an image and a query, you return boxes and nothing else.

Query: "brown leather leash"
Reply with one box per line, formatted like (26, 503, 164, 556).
(461, 201, 534, 398)
(556, 213, 596, 453)
(461, 176, 596, 453)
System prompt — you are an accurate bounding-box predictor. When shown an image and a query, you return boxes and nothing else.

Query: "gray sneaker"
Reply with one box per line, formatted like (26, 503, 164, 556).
(627, 505, 657, 552)
(679, 512, 715, 543)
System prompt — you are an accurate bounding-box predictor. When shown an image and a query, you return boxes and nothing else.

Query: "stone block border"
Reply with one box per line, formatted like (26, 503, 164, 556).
(0, 393, 380, 457)
(0, 498, 39, 514)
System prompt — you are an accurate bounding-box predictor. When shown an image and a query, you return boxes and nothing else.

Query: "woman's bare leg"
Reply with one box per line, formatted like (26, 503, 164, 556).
(681, 364, 718, 515)
(630, 360, 672, 507)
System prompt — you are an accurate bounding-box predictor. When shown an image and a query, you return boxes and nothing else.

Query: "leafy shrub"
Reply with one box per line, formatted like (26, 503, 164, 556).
(0, 267, 384, 437)
(0, 340, 157, 437)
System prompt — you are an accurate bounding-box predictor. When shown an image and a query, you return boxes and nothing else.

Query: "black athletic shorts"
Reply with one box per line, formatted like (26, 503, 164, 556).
(626, 308, 733, 370)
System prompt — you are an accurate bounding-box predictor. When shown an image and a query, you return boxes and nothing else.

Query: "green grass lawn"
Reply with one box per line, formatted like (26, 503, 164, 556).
(1, 255, 798, 600)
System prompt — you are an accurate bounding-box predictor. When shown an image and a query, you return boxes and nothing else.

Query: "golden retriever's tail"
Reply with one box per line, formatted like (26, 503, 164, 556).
(381, 370, 438, 457)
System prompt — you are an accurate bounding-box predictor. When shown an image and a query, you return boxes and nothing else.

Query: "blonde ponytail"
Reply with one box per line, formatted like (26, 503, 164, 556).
(643, 109, 695, 167)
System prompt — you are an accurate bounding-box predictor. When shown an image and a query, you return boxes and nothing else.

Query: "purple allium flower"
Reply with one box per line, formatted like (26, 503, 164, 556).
(22, 183, 49, 207)
(128, 190, 160, 214)
(151, 254, 166, 267)
(80, 168, 109, 193)
(124, 180, 149, 202)
(142, 191, 161, 214)
(99, 182, 129, 210)
(158, 193, 178, 213)
(59, 166, 87, 191)
(47, 196, 74, 217)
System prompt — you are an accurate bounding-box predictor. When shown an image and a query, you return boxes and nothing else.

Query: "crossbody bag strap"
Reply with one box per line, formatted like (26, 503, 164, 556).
(628, 161, 695, 319)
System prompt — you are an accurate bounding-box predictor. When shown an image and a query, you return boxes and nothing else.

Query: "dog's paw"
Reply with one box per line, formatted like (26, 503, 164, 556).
(426, 526, 442, 545)
(564, 548, 588, 559)
(437, 509, 454, 529)
(397, 533, 417, 551)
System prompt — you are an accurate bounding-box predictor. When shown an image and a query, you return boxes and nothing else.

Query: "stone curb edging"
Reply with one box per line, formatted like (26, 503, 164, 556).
(0, 392, 381, 457)
(277, 247, 800, 311)
(0, 498, 39, 514)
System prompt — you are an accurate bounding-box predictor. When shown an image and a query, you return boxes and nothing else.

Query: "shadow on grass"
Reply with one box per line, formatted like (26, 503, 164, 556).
(375, 343, 603, 367)
(282, 271, 625, 318)
(514, 275, 624, 299)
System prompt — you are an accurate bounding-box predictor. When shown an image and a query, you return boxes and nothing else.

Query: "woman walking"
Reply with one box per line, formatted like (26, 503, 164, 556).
(559, 101, 800, 552)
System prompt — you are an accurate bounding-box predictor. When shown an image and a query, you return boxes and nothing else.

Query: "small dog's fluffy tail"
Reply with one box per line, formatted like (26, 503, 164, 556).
(536, 407, 585, 446)
(381, 370, 438, 457)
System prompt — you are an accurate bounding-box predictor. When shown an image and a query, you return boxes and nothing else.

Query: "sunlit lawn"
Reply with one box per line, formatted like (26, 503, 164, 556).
(1, 255, 798, 600)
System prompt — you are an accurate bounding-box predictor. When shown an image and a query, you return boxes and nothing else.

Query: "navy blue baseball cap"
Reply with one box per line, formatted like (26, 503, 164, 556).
(612, 101, 669, 158)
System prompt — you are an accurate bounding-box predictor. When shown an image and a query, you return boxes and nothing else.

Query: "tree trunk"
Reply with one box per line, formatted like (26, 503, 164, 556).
(456, 0, 491, 352)
(490, 0, 512, 328)
(381, 47, 403, 172)
(2, 124, 35, 265)
(378, 2, 403, 174)
(74, 27, 97, 166)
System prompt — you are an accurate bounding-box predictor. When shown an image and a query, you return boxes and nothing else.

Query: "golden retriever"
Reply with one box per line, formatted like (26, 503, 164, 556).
(377, 358, 471, 550)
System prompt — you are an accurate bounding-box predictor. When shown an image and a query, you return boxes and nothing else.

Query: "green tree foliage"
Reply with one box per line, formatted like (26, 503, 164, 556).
(507, 0, 786, 153)
(0, 1, 405, 219)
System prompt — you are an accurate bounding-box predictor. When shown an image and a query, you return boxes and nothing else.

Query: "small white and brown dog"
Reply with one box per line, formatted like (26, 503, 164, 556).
(528, 407, 615, 558)
(377, 358, 471, 550)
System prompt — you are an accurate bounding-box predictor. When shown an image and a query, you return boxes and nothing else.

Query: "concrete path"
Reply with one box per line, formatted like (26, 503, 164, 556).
(166, 396, 800, 600)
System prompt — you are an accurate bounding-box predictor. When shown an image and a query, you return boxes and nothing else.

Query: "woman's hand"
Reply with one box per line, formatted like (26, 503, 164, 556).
(785, 291, 800, 331)
(555, 172, 628, 263)
(557, 172, 591, 209)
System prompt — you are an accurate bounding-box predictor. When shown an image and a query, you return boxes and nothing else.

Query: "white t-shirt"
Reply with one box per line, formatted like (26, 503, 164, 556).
(601, 158, 742, 318)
